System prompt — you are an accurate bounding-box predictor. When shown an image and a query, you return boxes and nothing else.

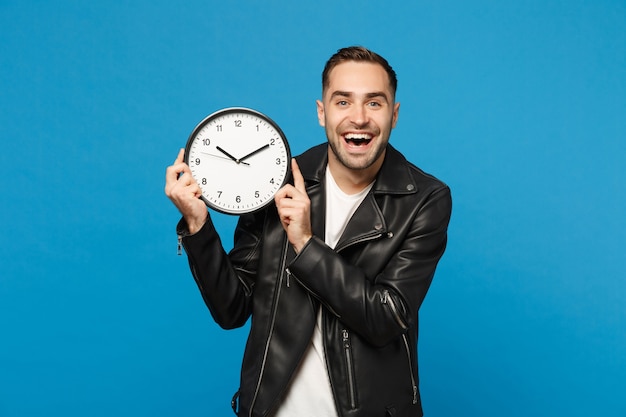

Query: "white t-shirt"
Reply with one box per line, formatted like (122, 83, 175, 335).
(274, 167, 374, 417)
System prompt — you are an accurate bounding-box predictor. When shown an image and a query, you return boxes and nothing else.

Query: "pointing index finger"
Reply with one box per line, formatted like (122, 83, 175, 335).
(291, 158, 306, 193)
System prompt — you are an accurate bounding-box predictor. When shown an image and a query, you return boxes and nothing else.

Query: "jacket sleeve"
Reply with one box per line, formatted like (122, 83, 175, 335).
(286, 185, 452, 347)
(178, 211, 265, 329)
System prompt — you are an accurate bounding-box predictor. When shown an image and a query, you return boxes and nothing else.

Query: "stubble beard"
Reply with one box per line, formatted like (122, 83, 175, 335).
(326, 127, 389, 171)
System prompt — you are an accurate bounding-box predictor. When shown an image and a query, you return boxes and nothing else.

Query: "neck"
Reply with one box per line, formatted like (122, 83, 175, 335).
(327, 148, 384, 195)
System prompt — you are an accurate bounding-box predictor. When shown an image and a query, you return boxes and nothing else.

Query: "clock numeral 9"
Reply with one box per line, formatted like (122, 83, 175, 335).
(195, 158, 201, 165)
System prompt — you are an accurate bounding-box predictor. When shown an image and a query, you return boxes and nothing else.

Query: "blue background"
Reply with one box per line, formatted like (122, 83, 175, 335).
(1, 1, 624, 416)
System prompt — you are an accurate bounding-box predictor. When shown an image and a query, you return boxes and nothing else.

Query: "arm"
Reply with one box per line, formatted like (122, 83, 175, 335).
(177, 211, 264, 329)
(165, 148, 262, 329)
(287, 186, 452, 346)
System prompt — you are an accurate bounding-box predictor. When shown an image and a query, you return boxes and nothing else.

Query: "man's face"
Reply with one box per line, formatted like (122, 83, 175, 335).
(317, 61, 400, 172)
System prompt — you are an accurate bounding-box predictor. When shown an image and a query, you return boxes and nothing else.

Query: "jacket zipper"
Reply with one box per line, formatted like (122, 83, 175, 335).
(381, 289, 408, 331)
(334, 232, 383, 253)
(382, 290, 416, 403)
(402, 333, 418, 404)
(342, 329, 358, 409)
(248, 238, 291, 416)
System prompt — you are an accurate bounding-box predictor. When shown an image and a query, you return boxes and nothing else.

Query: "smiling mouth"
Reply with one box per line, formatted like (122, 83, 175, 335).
(344, 132, 373, 146)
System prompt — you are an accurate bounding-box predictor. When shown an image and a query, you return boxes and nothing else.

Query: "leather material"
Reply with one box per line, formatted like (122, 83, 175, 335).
(180, 144, 452, 417)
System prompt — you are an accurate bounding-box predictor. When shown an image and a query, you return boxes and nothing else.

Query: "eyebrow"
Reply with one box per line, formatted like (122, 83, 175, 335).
(329, 90, 391, 102)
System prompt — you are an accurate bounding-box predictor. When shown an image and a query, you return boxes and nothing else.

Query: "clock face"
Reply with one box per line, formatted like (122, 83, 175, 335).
(185, 108, 291, 215)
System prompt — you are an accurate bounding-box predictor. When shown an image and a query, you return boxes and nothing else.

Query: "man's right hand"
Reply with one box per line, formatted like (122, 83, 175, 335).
(164, 148, 208, 234)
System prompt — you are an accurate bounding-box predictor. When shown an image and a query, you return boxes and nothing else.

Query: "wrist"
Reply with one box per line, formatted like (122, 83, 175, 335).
(186, 212, 208, 235)
(293, 234, 312, 254)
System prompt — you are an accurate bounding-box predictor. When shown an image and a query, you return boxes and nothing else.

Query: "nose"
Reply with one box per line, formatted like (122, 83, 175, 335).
(350, 104, 368, 128)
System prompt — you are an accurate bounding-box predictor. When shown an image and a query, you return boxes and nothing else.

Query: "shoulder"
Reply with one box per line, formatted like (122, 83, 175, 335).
(377, 145, 450, 198)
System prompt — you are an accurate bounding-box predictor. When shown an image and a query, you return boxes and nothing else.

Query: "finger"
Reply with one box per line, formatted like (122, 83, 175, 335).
(291, 158, 306, 194)
(170, 149, 188, 177)
(174, 148, 185, 164)
(166, 150, 191, 182)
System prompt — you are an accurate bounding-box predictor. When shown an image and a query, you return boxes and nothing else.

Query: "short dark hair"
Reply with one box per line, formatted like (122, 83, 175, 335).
(322, 46, 398, 96)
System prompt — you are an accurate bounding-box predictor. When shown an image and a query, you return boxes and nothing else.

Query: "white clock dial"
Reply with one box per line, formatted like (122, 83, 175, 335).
(185, 108, 291, 215)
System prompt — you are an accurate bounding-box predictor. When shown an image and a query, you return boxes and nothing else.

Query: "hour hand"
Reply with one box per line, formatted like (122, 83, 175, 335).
(201, 151, 249, 165)
(239, 144, 270, 163)
(216, 146, 241, 164)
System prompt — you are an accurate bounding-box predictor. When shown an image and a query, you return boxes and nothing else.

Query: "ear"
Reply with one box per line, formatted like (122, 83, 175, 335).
(391, 102, 400, 128)
(316, 100, 325, 127)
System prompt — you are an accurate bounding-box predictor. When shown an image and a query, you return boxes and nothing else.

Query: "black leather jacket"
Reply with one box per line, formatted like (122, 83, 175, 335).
(179, 144, 452, 417)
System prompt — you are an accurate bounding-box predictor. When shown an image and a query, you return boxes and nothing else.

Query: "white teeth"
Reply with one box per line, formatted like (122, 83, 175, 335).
(344, 133, 372, 140)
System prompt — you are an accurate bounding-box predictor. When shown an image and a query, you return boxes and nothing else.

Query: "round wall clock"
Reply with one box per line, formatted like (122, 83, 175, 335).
(184, 107, 291, 215)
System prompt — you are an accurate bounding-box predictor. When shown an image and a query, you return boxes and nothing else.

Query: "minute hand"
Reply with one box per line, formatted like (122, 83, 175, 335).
(238, 144, 270, 163)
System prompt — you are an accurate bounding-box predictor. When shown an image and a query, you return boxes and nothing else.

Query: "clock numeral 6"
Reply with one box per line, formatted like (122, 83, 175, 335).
(236, 196, 241, 203)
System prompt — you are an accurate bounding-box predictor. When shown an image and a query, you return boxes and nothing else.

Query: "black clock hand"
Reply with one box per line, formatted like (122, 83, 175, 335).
(239, 144, 270, 163)
(200, 151, 249, 165)
(216, 146, 241, 164)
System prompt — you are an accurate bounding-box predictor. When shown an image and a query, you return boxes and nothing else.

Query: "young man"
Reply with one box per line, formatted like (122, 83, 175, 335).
(165, 46, 452, 417)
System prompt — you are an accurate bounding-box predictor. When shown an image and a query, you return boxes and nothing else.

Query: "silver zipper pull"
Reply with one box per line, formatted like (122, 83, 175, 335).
(177, 235, 182, 256)
(285, 268, 291, 287)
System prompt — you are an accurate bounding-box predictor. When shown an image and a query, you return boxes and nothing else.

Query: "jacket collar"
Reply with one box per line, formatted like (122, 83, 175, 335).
(296, 143, 419, 196)
(295, 144, 418, 250)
